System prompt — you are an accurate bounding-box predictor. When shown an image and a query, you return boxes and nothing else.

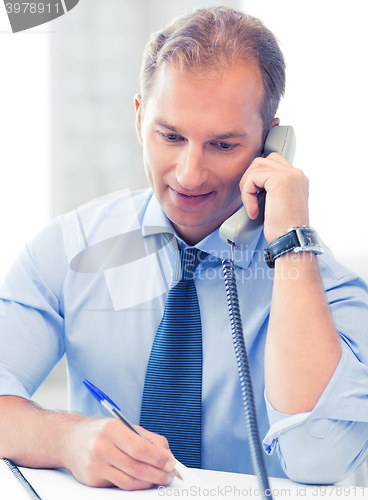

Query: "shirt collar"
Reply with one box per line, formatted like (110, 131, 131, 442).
(141, 190, 264, 270)
(141, 190, 175, 236)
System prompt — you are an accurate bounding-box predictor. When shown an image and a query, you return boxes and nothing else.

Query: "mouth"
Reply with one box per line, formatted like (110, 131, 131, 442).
(169, 187, 214, 206)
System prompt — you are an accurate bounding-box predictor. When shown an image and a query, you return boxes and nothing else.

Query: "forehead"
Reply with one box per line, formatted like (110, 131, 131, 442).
(143, 61, 264, 133)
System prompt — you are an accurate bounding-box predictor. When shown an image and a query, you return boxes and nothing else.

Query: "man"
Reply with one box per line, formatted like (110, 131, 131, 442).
(1, 6, 368, 491)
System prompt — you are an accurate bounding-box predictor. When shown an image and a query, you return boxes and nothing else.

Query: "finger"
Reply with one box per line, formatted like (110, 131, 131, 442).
(243, 191, 261, 220)
(264, 151, 293, 166)
(108, 421, 176, 472)
(239, 170, 263, 220)
(87, 459, 159, 491)
(239, 154, 297, 220)
(242, 154, 294, 189)
(111, 446, 174, 486)
(98, 443, 174, 488)
(240, 154, 297, 199)
(136, 426, 171, 451)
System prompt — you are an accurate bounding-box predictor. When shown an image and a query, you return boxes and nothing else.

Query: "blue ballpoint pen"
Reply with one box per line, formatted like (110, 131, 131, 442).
(82, 379, 183, 481)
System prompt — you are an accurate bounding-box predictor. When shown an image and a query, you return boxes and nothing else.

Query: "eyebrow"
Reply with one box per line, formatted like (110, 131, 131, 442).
(155, 119, 248, 141)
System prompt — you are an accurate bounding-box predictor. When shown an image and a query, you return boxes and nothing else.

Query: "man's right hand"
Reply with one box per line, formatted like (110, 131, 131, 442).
(0, 396, 176, 490)
(63, 417, 176, 490)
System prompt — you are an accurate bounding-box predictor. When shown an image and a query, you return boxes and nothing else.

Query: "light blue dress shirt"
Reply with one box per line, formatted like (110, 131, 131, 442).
(1, 188, 368, 484)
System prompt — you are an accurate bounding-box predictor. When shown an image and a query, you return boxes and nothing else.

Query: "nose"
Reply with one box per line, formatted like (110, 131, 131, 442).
(176, 143, 208, 190)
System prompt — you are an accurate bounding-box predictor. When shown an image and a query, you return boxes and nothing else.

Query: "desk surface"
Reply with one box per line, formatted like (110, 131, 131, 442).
(1, 459, 367, 499)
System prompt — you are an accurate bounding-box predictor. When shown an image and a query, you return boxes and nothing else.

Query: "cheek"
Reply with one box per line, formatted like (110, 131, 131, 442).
(143, 136, 158, 171)
(218, 159, 247, 189)
(144, 137, 175, 179)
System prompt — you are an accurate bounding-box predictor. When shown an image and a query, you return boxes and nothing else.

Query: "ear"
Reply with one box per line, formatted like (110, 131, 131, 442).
(269, 117, 280, 130)
(134, 94, 143, 145)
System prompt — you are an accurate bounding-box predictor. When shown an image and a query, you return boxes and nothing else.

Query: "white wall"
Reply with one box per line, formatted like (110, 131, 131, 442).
(0, 9, 51, 281)
(242, 0, 368, 282)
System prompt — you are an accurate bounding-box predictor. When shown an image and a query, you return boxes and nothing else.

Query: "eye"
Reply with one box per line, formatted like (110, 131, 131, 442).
(166, 134, 180, 141)
(158, 131, 184, 143)
(213, 141, 237, 151)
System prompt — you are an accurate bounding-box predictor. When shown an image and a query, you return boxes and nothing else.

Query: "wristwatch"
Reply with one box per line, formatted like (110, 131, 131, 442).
(264, 226, 323, 268)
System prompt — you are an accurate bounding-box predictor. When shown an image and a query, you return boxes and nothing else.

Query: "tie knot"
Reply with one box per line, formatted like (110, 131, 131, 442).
(179, 248, 207, 281)
(163, 233, 207, 283)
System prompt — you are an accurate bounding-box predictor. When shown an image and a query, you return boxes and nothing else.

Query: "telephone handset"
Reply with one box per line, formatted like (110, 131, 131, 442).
(219, 125, 296, 249)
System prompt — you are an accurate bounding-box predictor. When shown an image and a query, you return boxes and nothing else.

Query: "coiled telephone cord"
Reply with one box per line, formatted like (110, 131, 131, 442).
(222, 258, 273, 500)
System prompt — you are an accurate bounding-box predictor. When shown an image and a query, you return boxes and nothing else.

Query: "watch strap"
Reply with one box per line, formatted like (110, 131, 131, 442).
(264, 226, 323, 268)
(264, 231, 300, 268)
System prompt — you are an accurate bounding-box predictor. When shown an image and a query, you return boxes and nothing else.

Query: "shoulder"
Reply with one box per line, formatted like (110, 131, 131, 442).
(24, 188, 153, 280)
(63, 188, 152, 224)
(59, 188, 152, 261)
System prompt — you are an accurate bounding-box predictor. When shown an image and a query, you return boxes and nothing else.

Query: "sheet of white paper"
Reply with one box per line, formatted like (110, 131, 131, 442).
(18, 460, 209, 499)
(5, 461, 368, 499)
(0, 460, 37, 500)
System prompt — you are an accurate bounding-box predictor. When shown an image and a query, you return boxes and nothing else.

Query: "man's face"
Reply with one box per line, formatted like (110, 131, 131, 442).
(135, 61, 265, 245)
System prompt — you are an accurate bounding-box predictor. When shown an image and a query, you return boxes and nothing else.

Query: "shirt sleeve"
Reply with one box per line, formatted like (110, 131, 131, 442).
(0, 218, 67, 399)
(263, 250, 368, 484)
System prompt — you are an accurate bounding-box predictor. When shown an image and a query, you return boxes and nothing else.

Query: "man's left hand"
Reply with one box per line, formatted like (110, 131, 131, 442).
(239, 152, 310, 244)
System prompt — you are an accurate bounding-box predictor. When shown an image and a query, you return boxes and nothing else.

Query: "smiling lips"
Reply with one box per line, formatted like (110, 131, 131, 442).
(170, 187, 214, 206)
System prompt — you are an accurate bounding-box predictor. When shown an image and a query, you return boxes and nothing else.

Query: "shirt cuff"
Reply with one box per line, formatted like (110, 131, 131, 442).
(263, 339, 368, 454)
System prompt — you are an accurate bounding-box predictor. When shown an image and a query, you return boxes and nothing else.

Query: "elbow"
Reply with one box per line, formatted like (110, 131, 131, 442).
(279, 445, 348, 485)
(275, 421, 368, 485)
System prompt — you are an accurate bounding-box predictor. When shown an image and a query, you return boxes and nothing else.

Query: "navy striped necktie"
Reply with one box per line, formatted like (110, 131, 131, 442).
(140, 236, 207, 468)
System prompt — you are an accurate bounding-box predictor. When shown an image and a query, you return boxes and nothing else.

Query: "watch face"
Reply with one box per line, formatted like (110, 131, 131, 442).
(298, 228, 321, 249)
(301, 229, 314, 246)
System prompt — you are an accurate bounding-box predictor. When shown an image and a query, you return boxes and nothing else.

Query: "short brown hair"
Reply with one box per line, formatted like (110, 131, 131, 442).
(139, 6, 286, 140)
